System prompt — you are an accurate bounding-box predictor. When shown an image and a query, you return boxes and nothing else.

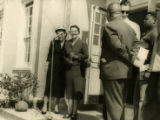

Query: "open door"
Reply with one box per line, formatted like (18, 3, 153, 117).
(84, 5, 107, 104)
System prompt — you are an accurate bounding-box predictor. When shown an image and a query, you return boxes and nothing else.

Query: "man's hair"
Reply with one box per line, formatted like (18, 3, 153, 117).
(120, 0, 131, 7)
(147, 12, 157, 21)
(70, 25, 80, 33)
(107, 1, 121, 14)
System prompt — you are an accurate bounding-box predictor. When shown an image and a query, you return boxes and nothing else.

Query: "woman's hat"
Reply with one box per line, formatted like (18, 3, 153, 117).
(55, 27, 66, 33)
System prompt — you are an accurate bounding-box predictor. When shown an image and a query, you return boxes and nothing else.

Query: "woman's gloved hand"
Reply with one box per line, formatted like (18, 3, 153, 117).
(70, 52, 79, 60)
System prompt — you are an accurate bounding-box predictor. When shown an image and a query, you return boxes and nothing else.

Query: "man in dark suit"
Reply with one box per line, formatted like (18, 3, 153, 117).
(100, 2, 138, 120)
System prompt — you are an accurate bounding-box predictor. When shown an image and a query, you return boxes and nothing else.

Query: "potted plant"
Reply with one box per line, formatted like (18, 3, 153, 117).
(0, 73, 38, 111)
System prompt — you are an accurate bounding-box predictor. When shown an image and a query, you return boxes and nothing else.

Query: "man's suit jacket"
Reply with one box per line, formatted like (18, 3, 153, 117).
(124, 18, 141, 40)
(101, 17, 138, 80)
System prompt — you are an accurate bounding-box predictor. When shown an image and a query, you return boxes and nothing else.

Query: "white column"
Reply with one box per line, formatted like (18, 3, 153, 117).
(0, 0, 25, 73)
(29, 0, 43, 74)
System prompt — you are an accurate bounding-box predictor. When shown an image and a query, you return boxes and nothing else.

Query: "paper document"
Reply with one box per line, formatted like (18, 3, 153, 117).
(140, 64, 149, 72)
(133, 47, 149, 71)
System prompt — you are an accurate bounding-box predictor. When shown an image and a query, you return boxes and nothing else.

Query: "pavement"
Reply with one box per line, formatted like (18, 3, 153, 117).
(0, 98, 104, 120)
(0, 98, 134, 120)
(0, 106, 135, 120)
(0, 116, 7, 120)
(0, 108, 103, 120)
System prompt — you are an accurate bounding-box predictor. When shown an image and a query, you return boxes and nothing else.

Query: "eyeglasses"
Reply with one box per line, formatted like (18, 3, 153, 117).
(122, 11, 130, 14)
(70, 30, 78, 33)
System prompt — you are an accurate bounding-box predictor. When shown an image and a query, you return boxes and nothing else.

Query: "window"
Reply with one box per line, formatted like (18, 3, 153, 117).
(24, 1, 33, 63)
(92, 7, 106, 46)
(92, 6, 106, 48)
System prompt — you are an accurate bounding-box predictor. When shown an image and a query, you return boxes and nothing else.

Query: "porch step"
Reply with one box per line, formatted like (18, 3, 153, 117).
(0, 108, 103, 120)
(78, 110, 103, 120)
(0, 109, 45, 120)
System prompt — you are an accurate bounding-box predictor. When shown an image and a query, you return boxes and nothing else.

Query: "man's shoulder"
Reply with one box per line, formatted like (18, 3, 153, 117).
(124, 18, 140, 27)
(106, 19, 126, 29)
(106, 19, 132, 33)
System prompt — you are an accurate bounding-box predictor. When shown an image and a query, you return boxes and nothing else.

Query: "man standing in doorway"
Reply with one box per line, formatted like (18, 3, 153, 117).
(121, 0, 141, 40)
(121, 0, 141, 105)
(100, 1, 138, 120)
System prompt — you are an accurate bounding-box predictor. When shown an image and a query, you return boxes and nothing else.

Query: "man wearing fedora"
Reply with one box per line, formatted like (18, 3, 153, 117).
(42, 27, 67, 114)
(100, 1, 138, 120)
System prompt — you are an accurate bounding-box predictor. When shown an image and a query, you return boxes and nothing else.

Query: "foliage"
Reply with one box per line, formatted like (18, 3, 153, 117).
(0, 73, 39, 107)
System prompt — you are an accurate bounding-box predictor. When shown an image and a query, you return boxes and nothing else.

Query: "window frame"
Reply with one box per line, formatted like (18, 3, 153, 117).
(24, 1, 33, 63)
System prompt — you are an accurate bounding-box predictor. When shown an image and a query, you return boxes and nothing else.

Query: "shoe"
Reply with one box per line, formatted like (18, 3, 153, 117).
(41, 105, 47, 114)
(41, 111, 47, 114)
(71, 114, 77, 120)
(63, 113, 72, 118)
(54, 105, 60, 114)
(53, 110, 60, 114)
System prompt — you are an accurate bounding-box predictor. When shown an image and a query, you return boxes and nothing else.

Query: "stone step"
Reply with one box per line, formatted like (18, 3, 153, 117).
(0, 108, 103, 120)
(0, 109, 45, 120)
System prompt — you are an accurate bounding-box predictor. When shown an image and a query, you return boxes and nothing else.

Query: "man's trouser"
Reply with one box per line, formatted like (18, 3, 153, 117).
(102, 79, 128, 120)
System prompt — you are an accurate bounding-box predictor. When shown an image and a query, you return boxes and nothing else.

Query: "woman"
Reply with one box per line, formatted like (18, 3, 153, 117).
(64, 25, 88, 120)
(42, 27, 67, 114)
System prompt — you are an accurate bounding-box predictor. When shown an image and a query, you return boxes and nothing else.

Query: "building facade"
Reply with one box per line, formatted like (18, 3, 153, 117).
(0, 0, 159, 102)
(0, 0, 106, 100)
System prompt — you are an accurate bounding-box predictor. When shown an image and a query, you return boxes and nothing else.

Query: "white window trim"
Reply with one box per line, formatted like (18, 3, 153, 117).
(0, 9, 3, 46)
(22, 0, 33, 4)
(24, 1, 33, 63)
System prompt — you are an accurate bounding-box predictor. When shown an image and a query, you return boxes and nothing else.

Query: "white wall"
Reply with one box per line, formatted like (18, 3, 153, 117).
(0, 0, 92, 98)
(0, 0, 26, 73)
(70, 0, 89, 32)
(36, 0, 66, 98)
(36, 0, 90, 98)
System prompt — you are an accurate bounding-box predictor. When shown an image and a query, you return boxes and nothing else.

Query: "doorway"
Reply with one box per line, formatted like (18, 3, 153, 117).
(84, 5, 107, 104)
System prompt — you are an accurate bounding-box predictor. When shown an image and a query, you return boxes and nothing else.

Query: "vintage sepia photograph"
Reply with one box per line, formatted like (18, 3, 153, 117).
(0, 0, 160, 120)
